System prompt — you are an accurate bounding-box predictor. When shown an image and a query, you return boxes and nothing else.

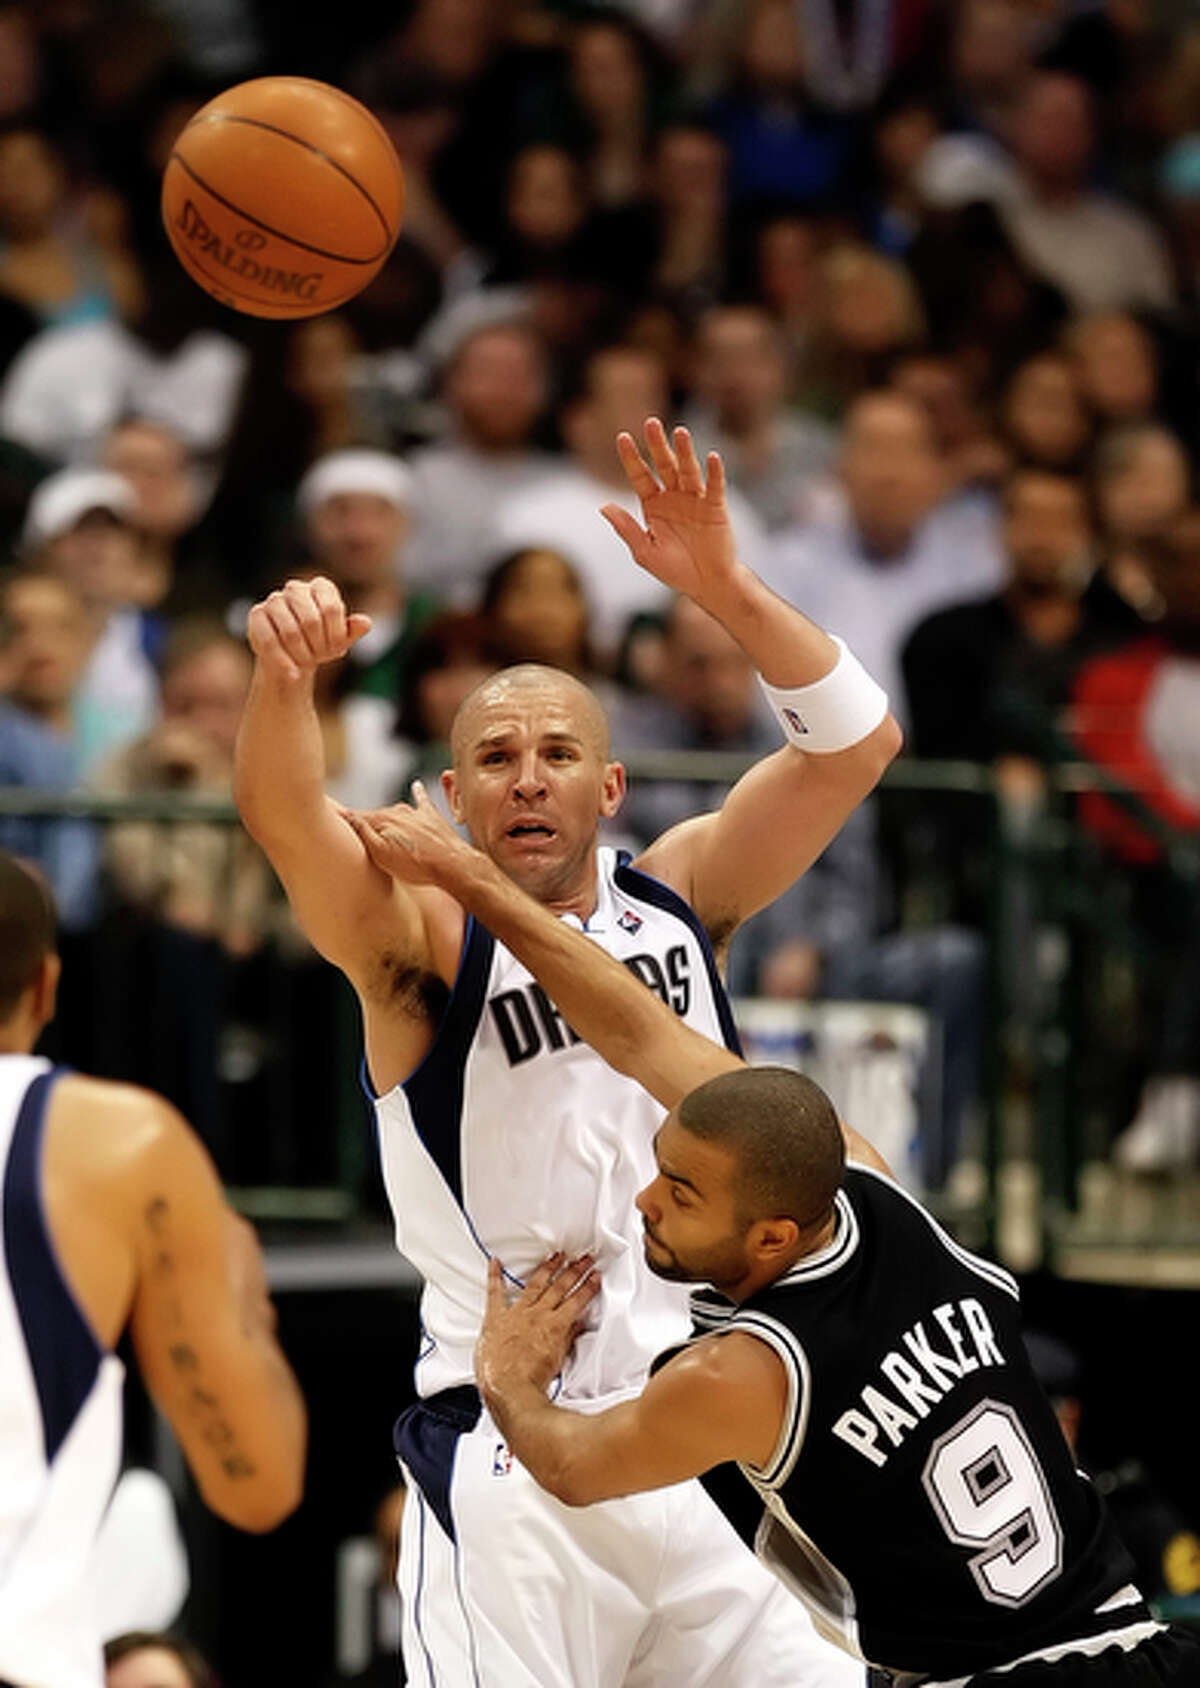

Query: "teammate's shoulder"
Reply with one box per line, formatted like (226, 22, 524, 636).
(51, 1073, 190, 1163)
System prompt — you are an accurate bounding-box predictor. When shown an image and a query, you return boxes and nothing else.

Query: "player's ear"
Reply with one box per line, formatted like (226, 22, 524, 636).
(748, 1215, 799, 1268)
(442, 767, 465, 824)
(31, 952, 61, 1031)
(600, 760, 626, 819)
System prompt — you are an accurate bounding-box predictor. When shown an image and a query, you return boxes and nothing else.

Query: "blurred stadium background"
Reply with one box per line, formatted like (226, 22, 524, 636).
(3, 0, 1200, 1680)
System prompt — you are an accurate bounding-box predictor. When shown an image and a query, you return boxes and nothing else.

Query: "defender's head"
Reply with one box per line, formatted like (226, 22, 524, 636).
(636, 1066, 846, 1298)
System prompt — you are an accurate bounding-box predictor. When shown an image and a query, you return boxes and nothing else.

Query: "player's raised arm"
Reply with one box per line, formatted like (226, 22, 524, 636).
(603, 421, 903, 942)
(234, 576, 431, 982)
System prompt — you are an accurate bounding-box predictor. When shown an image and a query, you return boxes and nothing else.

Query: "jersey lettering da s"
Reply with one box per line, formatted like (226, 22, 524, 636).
(370, 848, 742, 1405)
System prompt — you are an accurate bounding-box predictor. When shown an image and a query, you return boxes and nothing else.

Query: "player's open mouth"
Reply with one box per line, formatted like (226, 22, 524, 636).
(506, 823, 556, 840)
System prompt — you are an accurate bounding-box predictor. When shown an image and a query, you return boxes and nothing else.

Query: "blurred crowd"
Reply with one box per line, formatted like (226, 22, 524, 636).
(2, 0, 1200, 1191)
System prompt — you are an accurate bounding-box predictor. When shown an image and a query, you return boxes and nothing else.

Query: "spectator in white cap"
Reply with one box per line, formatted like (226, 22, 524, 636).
(101, 418, 216, 617)
(296, 448, 441, 702)
(21, 465, 161, 773)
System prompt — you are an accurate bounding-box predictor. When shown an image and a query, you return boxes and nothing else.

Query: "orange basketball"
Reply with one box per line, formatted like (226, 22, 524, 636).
(161, 76, 404, 320)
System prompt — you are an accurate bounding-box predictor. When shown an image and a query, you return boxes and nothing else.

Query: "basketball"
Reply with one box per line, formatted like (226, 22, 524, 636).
(161, 76, 404, 320)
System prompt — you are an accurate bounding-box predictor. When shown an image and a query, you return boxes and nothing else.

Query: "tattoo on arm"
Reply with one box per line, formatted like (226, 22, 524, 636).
(144, 1197, 260, 1481)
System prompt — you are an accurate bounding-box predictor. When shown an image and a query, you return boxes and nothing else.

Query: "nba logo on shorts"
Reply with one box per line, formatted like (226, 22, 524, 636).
(493, 1441, 513, 1476)
(782, 707, 809, 735)
(618, 909, 644, 936)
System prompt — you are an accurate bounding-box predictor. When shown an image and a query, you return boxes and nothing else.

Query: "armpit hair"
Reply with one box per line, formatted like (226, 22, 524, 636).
(374, 951, 451, 1023)
(705, 910, 738, 960)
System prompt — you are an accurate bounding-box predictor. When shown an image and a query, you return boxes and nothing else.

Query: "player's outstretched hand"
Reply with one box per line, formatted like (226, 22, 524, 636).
(601, 418, 741, 606)
(476, 1253, 600, 1402)
(342, 779, 475, 889)
(246, 576, 372, 681)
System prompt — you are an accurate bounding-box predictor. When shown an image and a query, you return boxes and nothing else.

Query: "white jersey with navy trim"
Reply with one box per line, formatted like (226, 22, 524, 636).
(370, 846, 742, 1406)
(0, 1055, 125, 1688)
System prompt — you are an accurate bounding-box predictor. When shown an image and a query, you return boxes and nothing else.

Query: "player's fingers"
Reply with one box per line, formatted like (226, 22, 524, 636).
(346, 612, 373, 644)
(644, 416, 679, 489)
(485, 1255, 505, 1315)
(353, 811, 411, 866)
(354, 803, 400, 829)
(281, 578, 336, 659)
(344, 813, 393, 870)
(245, 603, 298, 675)
(309, 574, 352, 649)
(376, 818, 419, 858)
(615, 431, 659, 498)
(569, 1270, 602, 1329)
(703, 450, 727, 507)
(411, 779, 435, 813)
(550, 1255, 595, 1307)
(343, 809, 382, 846)
(674, 426, 704, 493)
(522, 1252, 565, 1302)
(600, 504, 648, 556)
(261, 592, 318, 670)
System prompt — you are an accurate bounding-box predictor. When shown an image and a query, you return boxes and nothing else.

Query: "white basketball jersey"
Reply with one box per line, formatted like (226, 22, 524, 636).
(371, 848, 742, 1406)
(0, 1056, 124, 1688)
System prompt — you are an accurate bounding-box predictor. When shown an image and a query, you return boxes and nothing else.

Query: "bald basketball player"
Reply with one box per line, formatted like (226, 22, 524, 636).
(235, 420, 900, 1687)
(0, 852, 306, 1688)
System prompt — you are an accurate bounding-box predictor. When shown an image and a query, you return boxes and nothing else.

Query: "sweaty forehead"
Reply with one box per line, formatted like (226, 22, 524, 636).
(451, 667, 609, 760)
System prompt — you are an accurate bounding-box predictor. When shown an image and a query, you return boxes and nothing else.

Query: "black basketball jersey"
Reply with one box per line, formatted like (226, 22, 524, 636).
(687, 1166, 1150, 1681)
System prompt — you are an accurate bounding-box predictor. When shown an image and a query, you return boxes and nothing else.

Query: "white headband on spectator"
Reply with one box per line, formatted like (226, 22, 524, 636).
(759, 637, 889, 754)
(297, 449, 413, 515)
(21, 468, 138, 553)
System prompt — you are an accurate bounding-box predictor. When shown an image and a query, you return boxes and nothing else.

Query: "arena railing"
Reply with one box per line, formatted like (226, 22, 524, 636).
(4, 754, 1197, 1285)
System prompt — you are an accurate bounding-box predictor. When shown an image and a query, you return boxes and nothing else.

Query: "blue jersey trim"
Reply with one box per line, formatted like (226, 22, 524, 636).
(394, 1385, 483, 1543)
(399, 915, 495, 1206)
(412, 1490, 437, 1686)
(613, 852, 744, 1057)
(2, 1066, 102, 1463)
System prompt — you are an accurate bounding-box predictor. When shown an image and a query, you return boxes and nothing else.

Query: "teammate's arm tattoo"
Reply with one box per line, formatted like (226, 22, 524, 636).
(142, 1195, 259, 1480)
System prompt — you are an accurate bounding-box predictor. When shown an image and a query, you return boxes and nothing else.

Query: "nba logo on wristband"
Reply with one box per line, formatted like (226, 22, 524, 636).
(760, 637, 889, 754)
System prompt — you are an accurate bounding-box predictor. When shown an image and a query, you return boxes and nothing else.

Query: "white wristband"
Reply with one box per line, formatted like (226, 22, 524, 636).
(759, 638, 889, 754)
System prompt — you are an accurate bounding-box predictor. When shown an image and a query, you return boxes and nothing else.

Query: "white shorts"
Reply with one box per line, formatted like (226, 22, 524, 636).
(395, 1395, 864, 1688)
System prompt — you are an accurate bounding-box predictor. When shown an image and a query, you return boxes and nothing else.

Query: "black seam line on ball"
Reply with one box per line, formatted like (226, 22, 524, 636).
(187, 112, 394, 245)
(168, 141, 390, 264)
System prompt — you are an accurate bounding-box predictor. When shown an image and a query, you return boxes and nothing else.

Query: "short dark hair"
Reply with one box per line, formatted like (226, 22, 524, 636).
(0, 850, 55, 1020)
(103, 1631, 218, 1688)
(160, 614, 250, 682)
(395, 610, 498, 743)
(677, 1066, 845, 1231)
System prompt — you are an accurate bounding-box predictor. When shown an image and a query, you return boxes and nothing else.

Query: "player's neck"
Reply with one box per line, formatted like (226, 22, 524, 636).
(0, 1015, 38, 1055)
(536, 858, 601, 926)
